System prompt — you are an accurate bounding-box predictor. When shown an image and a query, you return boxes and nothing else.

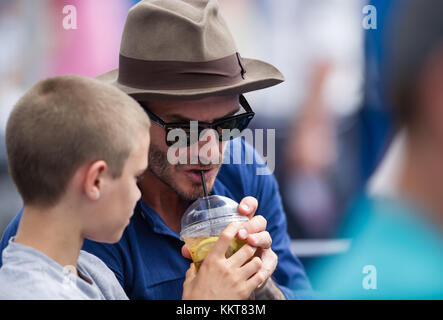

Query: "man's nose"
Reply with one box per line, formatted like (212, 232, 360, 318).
(198, 128, 219, 147)
(191, 128, 222, 162)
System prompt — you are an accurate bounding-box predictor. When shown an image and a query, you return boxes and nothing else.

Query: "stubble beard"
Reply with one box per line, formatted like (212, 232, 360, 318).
(147, 144, 221, 202)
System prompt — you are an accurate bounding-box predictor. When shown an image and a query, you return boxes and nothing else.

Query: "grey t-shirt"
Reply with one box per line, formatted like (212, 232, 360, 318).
(0, 238, 128, 300)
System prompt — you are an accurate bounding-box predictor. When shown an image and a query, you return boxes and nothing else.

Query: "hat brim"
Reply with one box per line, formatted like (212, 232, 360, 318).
(95, 58, 284, 101)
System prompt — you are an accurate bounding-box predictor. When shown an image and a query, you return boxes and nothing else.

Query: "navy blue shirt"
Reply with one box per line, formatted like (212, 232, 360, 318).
(0, 139, 311, 299)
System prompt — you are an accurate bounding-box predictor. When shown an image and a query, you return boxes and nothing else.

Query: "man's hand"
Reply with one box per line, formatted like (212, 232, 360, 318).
(181, 196, 283, 299)
(235, 197, 279, 294)
(182, 222, 263, 300)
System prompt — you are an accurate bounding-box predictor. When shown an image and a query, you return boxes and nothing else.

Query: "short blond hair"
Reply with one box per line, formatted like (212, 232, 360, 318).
(6, 75, 150, 208)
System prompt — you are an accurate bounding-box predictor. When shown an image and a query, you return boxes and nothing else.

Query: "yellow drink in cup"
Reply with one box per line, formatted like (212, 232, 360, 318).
(184, 236, 247, 271)
(180, 195, 249, 272)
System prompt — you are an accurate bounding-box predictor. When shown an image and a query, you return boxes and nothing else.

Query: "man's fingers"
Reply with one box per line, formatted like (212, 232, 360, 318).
(247, 231, 272, 249)
(209, 222, 242, 258)
(236, 197, 261, 242)
(246, 270, 267, 293)
(185, 263, 197, 282)
(181, 244, 192, 259)
(229, 243, 257, 267)
(239, 256, 262, 280)
(256, 248, 278, 282)
(237, 215, 267, 242)
(237, 196, 258, 220)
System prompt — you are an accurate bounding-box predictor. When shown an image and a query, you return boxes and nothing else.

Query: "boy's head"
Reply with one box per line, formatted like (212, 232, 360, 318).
(6, 75, 150, 242)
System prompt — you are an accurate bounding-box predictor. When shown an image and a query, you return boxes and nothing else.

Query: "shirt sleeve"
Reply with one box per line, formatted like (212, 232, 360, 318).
(81, 239, 126, 290)
(245, 141, 312, 299)
(80, 251, 129, 300)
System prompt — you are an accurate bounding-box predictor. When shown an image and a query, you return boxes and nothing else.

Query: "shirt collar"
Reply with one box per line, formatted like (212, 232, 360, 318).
(137, 199, 182, 240)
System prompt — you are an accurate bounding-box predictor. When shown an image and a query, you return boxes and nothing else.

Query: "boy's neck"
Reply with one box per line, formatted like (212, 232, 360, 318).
(14, 204, 84, 274)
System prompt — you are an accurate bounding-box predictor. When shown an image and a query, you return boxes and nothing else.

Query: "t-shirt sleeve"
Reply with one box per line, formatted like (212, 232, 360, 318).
(81, 239, 126, 290)
(80, 251, 128, 300)
(244, 141, 312, 299)
(0, 208, 22, 267)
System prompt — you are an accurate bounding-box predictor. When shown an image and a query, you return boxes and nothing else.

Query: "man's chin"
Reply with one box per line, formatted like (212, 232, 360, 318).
(176, 180, 209, 201)
(174, 174, 218, 201)
(148, 160, 219, 201)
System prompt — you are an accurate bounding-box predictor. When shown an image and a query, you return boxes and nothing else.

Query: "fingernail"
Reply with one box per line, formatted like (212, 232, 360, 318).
(241, 204, 250, 212)
(238, 228, 248, 238)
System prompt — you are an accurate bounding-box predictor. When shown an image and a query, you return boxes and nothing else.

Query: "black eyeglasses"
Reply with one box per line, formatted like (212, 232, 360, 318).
(138, 95, 255, 147)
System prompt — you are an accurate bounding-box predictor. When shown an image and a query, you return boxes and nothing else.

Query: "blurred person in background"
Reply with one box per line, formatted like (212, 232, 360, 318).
(281, 0, 365, 240)
(311, 0, 443, 299)
(222, 0, 365, 239)
(364, 0, 402, 199)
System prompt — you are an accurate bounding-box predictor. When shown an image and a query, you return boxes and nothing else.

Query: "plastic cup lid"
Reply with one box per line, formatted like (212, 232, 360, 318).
(180, 195, 248, 239)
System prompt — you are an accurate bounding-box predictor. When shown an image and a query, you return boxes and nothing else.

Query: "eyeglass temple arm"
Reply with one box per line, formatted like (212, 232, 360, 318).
(239, 94, 253, 113)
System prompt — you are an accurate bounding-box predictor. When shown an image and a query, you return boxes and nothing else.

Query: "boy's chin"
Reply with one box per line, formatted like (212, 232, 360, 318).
(86, 229, 126, 244)
(100, 234, 125, 244)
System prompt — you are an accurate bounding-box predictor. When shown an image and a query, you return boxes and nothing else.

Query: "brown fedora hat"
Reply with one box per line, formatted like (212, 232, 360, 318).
(97, 0, 284, 101)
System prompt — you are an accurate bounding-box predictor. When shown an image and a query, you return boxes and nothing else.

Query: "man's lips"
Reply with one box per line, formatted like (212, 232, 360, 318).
(183, 167, 217, 183)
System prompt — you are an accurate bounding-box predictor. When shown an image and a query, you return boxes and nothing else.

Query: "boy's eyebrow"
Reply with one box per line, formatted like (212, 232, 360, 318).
(166, 108, 240, 123)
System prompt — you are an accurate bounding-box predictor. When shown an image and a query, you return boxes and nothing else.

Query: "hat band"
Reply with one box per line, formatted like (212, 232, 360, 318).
(117, 52, 246, 90)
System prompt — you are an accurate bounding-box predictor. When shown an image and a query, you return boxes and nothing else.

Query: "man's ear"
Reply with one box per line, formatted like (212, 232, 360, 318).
(84, 160, 108, 200)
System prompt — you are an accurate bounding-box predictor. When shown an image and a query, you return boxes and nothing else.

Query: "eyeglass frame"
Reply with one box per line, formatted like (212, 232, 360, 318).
(137, 95, 255, 147)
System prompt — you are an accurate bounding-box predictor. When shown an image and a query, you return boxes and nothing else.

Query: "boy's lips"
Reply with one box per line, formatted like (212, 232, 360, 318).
(183, 167, 217, 183)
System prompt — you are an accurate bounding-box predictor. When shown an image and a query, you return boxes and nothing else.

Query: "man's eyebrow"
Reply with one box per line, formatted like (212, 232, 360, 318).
(166, 108, 240, 123)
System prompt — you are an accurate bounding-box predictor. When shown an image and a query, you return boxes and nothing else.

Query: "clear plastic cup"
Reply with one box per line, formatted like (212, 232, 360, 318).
(180, 195, 249, 271)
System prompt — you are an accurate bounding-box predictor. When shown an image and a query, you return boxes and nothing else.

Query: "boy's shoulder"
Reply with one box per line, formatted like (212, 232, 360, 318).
(77, 250, 128, 300)
(0, 267, 79, 300)
(0, 241, 84, 299)
(0, 240, 126, 300)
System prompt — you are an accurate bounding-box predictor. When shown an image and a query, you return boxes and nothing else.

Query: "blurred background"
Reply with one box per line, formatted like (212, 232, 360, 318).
(0, 0, 396, 290)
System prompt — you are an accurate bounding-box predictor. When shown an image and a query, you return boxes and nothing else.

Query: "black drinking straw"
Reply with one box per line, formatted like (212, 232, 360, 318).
(200, 171, 211, 209)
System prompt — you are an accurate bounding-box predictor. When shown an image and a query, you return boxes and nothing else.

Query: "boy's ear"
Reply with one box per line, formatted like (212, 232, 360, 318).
(84, 160, 108, 200)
